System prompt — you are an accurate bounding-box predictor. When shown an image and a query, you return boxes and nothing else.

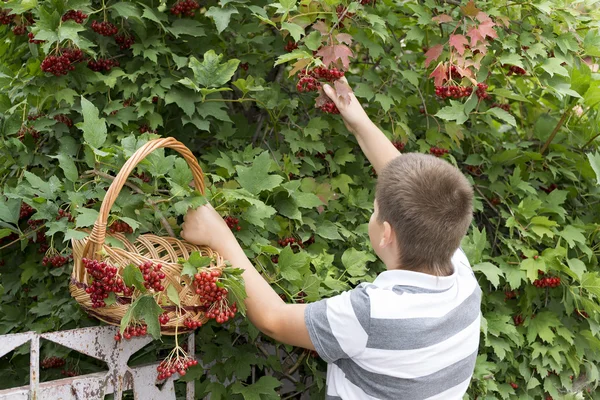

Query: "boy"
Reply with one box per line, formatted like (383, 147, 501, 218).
(181, 81, 481, 400)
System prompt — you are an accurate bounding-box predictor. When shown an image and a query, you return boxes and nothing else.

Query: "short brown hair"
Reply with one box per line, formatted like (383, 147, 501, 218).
(376, 153, 473, 276)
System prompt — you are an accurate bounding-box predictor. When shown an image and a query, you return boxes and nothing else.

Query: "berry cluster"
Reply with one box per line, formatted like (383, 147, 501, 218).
(41, 356, 66, 369)
(533, 274, 560, 288)
(315, 150, 334, 159)
(513, 314, 524, 326)
(20, 202, 35, 219)
(193, 269, 225, 304)
(335, 5, 355, 26)
(506, 65, 526, 76)
(28, 219, 43, 229)
(271, 255, 279, 264)
(139, 261, 166, 291)
(510, 382, 518, 390)
(224, 216, 241, 231)
(115, 324, 148, 341)
(284, 41, 298, 52)
(541, 183, 557, 194)
(576, 309, 589, 319)
(430, 147, 449, 157)
(133, 172, 151, 183)
(157, 354, 198, 380)
(205, 299, 237, 324)
(41, 49, 84, 76)
(28, 32, 45, 44)
(278, 236, 306, 251)
(295, 291, 307, 304)
(56, 209, 75, 222)
(54, 114, 73, 127)
(435, 85, 472, 99)
(159, 313, 170, 325)
(42, 253, 73, 268)
(115, 33, 135, 50)
(17, 126, 40, 142)
(170, 0, 200, 17)
(319, 101, 340, 114)
(504, 290, 518, 300)
(476, 83, 490, 100)
(152, 96, 159, 103)
(12, 25, 27, 36)
(0, 9, 14, 25)
(61, 369, 77, 377)
(184, 317, 202, 329)
(491, 103, 510, 112)
(87, 58, 120, 72)
(62, 10, 88, 24)
(392, 141, 405, 151)
(91, 20, 118, 36)
(27, 113, 45, 121)
(83, 258, 132, 308)
(139, 124, 157, 134)
(465, 165, 482, 176)
(296, 67, 344, 92)
(108, 220, 133, 234)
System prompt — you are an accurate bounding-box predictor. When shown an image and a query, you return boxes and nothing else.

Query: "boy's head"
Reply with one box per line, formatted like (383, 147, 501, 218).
(369, 153, 473, 276)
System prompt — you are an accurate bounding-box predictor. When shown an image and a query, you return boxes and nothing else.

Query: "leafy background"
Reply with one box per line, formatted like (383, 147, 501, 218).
(1, 0, 600, 399)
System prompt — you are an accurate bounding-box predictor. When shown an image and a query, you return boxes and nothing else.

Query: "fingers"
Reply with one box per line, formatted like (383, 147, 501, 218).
(323, 83, 336, 100)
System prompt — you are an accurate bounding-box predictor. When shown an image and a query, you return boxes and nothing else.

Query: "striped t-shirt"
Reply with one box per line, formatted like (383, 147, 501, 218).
(304, 248, 481, 400)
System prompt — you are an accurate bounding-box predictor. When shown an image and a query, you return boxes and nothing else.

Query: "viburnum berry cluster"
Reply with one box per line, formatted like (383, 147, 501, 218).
(506, 65, 526, 76)
(430, 147, 449, 157)
(278, 236, 305, 251)
(82, 258, 133, 308)
(504, 290, 518, 301)
(0, 9, 14, 25)
(224, 216, 241, 231)
(465, 165, 482, 176)
(156, 348, 198, 380)
(541, 183, 557, 193)
(115, 324, 148, 341)
(61, 369, 77, 377)
(315, 150, 334, 160)
(133, 172, 151, 183)
(158, 313, 170, 325)
(476, 83, 490, 100)
(87, 58, 120, 72)
(139, 262, 166, 291)
(533, 271, 561, 288)
(41, 48, 84, 76)
(56, 209, 75, 222)
(435, 85, 473, 99)
(295, 291, 307, 304)
(17, 125, 40, 142)
(41, 356, 66, 369)
(108, 220, 133, 234)
(319, 101, 340, 114)
(184, 317, 202, 329)
(284, 40, 298, 52)
(62, 10, 87, 24)
(12, 25, 27, 36)
(513, 314, 524, 326)
(392, 141, 405, 151)
(91, 20, 118, 37)
(193, 268, 238, 324)
(19, 202, 35, 219)
(139, 124, 157, 134)
(42, 253, 73, 268)
(54, 114, 73, 127)
(335, 5, 355, 27)
(491, 103, 510, 111)
(170, 0, 200, 17)
(575, 309, 589, 319)
(115, 33, 135, 50)
(271, 255, 279, 264)
(205, 298, 237, 324)
(510, 382, 518, 389)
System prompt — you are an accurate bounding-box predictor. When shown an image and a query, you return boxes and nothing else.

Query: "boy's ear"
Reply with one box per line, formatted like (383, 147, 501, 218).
(380, 221, 395, 248)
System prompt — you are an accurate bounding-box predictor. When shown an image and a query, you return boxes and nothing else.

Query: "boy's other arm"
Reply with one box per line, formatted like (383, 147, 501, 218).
(181, 204, 315, 350)
(323, 81, 400, 174)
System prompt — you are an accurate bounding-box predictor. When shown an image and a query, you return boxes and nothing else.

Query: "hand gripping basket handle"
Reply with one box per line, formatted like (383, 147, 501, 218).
(83, 137, 205, 260)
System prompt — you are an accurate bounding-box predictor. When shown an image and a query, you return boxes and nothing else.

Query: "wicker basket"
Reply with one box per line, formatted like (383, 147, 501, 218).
(70, 137, 224, 335)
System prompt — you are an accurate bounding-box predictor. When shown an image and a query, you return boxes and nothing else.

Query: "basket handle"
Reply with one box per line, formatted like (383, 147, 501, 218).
(83, 137, 205, 259)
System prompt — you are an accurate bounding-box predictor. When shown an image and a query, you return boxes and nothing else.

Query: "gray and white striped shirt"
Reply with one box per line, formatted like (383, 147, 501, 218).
(304, 249, 481, 400)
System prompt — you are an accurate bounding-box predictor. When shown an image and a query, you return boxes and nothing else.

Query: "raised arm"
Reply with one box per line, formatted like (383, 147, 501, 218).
(181, 204, 315, 350)
(323, 80, 400, 174)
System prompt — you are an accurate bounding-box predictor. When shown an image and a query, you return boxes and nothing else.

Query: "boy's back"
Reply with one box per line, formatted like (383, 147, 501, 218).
(305, 249, 481, 400)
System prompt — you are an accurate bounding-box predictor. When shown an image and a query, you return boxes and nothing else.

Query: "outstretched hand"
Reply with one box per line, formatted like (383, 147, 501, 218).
(181, 204, 234, 253)
(322, 77, 371, 134)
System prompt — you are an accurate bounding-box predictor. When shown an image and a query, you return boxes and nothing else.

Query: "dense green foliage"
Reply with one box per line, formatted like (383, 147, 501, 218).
(1, 0, 600, 398)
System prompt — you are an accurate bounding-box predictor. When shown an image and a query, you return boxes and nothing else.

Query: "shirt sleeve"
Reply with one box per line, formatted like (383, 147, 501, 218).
(304, 285, 371, 363)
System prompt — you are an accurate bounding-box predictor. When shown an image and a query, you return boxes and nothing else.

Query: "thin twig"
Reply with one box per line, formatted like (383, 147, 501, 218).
(473, 184, 500, 215)
(83, 170, 176, 237)
(540, 109, 570, 154)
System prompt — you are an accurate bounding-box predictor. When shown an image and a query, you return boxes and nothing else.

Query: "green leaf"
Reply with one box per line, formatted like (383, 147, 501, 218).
(498, 53, 524, 69)
(581, 272, 600, 298)
(487, 108, 516, 126)
(435, 100, 468, 124)
(567, 259, 587, 281)
(167, 285, 180, 306)
(341, 248, 376, 277)
(167, 19, 206, 38)
(52, 153, 78, 182)
(281, 22, 304, 42)
(119, 217, 140, 232)
(230, 376, 282, 400)
(122, 264, 146, 292)
(316, 220, 342, 240)
(541, 58, 569, 77)
(521, 257, 545, 283)
(493, 88, 531, 103)
(189, 50, 240, 88)
(400, 70, 420, 88)
(527, 311, 561, 344)
(75, 208, 99, 228)
(110, 2, 142, 19)
(375, 93, 394, 112)
(235, 152, 283, 195)
(472, 262, 503, 288)
(173, 193, 207, 215)
(165, 88, 200, 117)
(0, 198, 20, 225)
(189, 252, 213, 268)
(304, 30, 322, 51)
(64, 229, 89, 242)
(78, 96, 107, 149)
(560, 225, 587, 248)
(135, 295, 164, 339)
(278, 246, 309, 282)
(181, 261, 197, 278)
(104, 292, 117, 306)
(587, 152, 600, 185)
(205, 6, 239, 34)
